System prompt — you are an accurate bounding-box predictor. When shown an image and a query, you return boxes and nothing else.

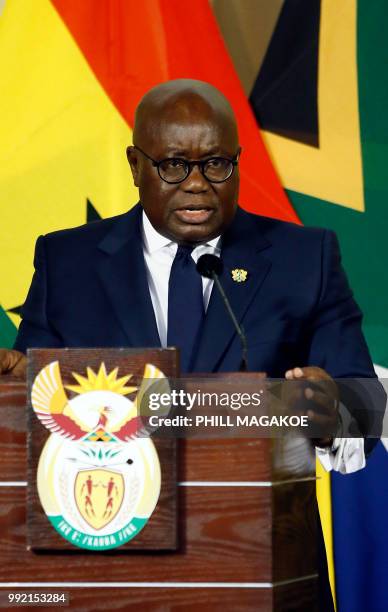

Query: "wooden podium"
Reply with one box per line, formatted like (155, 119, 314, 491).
(0, 350, 318, 611)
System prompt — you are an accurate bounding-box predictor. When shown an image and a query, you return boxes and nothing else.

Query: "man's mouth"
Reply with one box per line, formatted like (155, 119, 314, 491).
(174, 206, 214, 224)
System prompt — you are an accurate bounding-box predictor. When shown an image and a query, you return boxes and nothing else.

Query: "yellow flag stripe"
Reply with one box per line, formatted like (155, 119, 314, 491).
(316, 460, 337, 609)
(0, 0, 138, 316)
(261, 0, 363, 212)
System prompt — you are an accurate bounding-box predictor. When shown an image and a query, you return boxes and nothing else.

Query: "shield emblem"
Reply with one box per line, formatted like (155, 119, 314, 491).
(74, 469, 124, 530)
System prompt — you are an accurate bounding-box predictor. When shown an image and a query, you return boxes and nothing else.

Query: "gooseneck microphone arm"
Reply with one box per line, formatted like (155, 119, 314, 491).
(196, 254, 249, 372)
(210, 272, 248, 372)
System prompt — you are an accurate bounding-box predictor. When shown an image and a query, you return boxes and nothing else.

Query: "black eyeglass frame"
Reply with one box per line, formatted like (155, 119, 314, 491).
(132, 144, 241, 184)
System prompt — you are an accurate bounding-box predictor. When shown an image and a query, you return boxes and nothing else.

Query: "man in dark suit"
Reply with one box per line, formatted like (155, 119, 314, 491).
(4, 78, 376, 429)
(0, 78, 384, 611)
(9, 192, 375, 382)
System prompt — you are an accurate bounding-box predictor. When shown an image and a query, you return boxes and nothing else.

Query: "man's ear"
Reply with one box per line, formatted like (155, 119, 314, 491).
(126, 146, 140, 187)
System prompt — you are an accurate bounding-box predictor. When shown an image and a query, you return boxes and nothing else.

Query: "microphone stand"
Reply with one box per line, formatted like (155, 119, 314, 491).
(211, 272, 249, 372)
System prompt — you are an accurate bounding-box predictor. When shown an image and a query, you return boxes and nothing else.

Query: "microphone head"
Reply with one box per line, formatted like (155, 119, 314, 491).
(196, 254, 223, 278)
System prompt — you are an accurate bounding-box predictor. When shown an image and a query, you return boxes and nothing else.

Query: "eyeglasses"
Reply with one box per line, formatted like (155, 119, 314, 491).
(132, 145, 240, 184)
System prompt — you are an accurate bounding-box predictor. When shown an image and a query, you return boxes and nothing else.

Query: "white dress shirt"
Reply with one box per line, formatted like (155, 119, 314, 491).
(142, 211, 220, 348)
(142, 211, 365, 474)
(316, 438, 365, 474)
(315, 403, 366, 474)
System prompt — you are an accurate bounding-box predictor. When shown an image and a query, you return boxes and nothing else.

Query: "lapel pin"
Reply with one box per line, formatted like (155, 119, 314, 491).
(231, 268, 248, 283)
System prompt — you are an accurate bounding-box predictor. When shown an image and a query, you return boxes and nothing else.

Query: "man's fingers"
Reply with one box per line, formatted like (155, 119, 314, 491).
(0, 349, 26, 377)
(0, 349, 13, 372)
(286, 379, 335, 400)
(285, 367, 338, 400)
(283, 366, 339, 440)
(12, 354, 27, 377)
(304, 388, 338, 417)
(285, 367, 304, 380)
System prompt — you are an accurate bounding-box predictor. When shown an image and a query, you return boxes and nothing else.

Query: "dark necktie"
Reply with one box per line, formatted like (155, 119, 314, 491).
(167, 245, 205, 373)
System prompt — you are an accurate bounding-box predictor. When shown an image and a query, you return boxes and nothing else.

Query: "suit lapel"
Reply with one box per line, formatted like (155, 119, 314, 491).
(97, 204, 161, 347)
(96, 204, 272, 366)
(192, 208, 272, 372)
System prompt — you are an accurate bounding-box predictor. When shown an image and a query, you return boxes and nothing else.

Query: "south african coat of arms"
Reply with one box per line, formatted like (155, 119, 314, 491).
(31, 361, 168, 550)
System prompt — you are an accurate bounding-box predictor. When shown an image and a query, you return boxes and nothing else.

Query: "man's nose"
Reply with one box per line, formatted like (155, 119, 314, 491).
(181, 163, 210, 192)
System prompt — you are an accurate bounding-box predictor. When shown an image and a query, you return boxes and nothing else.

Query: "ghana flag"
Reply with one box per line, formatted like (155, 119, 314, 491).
(236, 1, 387, 610)
(0, 0, 296, 349)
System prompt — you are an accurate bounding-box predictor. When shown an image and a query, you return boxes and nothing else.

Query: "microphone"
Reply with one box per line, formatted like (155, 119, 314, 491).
(197, 254, 248, 371)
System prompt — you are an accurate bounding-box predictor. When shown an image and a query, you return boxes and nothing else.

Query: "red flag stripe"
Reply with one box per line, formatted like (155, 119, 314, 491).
(51, 0, 299, 222)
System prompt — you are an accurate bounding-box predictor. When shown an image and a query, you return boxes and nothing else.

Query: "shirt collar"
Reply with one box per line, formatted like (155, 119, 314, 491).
(142, 210, 172, 253)
(142, 210, 221, 254)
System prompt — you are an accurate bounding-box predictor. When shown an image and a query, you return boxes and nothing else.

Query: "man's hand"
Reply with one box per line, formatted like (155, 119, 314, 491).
(0, 349, 27, 377)
(284, 366, 339, 447)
